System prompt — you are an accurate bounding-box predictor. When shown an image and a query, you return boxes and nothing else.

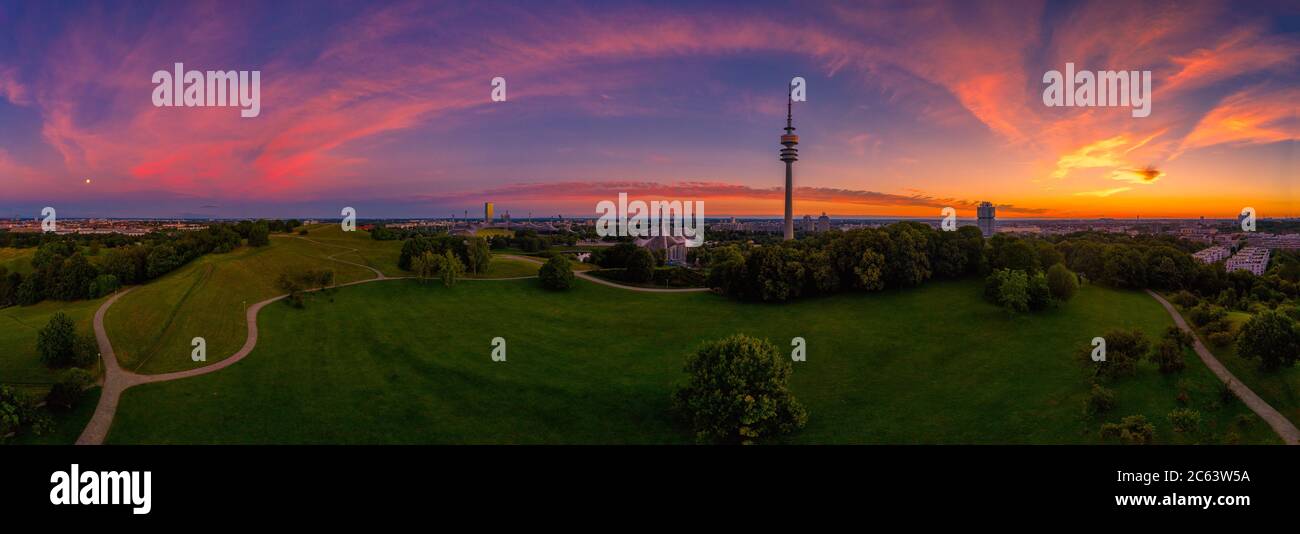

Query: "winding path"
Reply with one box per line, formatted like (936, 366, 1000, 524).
(76, 245, 704, 444)
(1146, 290, 1299, 445)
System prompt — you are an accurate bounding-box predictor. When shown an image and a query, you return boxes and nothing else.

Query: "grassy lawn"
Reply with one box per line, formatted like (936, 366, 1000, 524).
(1175, 304, 1300, 430)
(476, 228, 514, 238)
(0, 247, 36, 275)
(469, 256, 539, 278)
(296, 224, 404, 277)
(104, 238, 376, 375)
(0, 296, 108, 384)
(108, 278, 1278, 444)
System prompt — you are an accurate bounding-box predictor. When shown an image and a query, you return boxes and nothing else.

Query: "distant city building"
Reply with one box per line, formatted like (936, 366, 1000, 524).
(977, 201, 996, 237)
(803, 215, 814, 233)
(635, 235, 687, 265)
(1191, 245, 1231, 264)
(1225, 246, 1270, 275)
(484, 202, 494, 223)
(817, 212, 830, 233)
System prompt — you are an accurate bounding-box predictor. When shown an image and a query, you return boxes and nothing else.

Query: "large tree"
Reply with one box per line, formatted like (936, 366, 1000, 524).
(539, 255, 574, 290)
(1236, 310, 1300, 371)
(671, 334, 808, 444)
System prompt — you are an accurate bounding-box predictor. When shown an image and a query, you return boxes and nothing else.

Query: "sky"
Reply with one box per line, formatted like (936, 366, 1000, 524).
(0, 0, 1296, 219)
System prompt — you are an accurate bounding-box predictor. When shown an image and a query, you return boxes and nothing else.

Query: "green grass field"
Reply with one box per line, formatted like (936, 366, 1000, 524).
(104, 237, 376, 375)
(0, 296, 107, 384)
(476, 228, 514, 238)
(0, 247, 36, 275)
(470, 257, 540, 278)
(107, 278, 1278, 444)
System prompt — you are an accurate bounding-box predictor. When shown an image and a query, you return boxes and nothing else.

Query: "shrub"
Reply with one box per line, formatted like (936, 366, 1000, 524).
(1027, 271, 1053, 311)
(45, 368, 94, 411)
(1168, 408, 1201, 434)
(1149, 339, 1186, 374)
(1206, 331, 1235, 348)
(1084, 383, 1115, 416)
(1188, 303, 1226, 327)
(1169, 290, 1198, 308)
(1083, 329, 1149, 381)
(1100, 415, 1155, 444)
(626, 248, 656, 283)
(671, 334, 808, 444)
(538, 256, 575, 290)
(0, 386, 51, 441)
(1046, 263, 1078, 302)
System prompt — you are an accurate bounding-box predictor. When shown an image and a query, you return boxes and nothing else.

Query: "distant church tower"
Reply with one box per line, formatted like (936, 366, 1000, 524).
(779, 90, 799, 240)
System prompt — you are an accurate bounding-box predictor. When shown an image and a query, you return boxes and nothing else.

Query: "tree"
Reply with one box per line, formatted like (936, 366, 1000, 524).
(671, 334, 808, 444)
(932, 232, 967, 278)
(1035, 241, 1064, 269)
(992, 237, 1039, 273)
(990, 268, 1028, 313)
(539, 255, 575, 290)
(854, 249, 886, 291)
(146, 244, 181, 279)
(626, 248, 656, 283)
(1084, 383, 1116, 416)
(247, 221, 271, 247)
(438, 250, 464, 287)
(411, 251, 439, 284)
(463, 237, 491, 274)
(1046, 263, 1078, 302)
(37, 312, 79, 368)
(1103, 247, 1147, 288)
(1086, 328, 1150, 380)
(1027, 271, 1053, 311)
(1236, 310, 1300, 371)
(1150, 326, 1193, 374)
(87, 274, 120, 299)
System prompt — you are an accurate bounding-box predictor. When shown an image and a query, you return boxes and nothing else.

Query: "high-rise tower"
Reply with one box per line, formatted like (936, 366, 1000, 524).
(780, 90, 799, 240)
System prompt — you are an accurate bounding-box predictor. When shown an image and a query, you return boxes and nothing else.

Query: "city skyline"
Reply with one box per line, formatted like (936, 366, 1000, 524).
(0, 0, 1296, 219)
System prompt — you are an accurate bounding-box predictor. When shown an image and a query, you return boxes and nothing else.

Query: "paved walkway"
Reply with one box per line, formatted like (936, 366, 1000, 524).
(1146, 290, 1299, 445)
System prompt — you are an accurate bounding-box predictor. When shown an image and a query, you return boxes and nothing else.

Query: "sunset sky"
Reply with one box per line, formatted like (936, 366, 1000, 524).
(0, 0, 1295, 219)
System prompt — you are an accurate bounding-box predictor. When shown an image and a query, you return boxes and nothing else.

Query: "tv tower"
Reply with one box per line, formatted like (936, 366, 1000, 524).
(780, 87, 799, 240)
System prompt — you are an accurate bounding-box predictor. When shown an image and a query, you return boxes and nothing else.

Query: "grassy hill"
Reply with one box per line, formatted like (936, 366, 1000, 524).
(0, 247, 36, 275)
(296, 224, 405, 277)
(104, 236, 376, 375)
(107, 278, 1279, 444)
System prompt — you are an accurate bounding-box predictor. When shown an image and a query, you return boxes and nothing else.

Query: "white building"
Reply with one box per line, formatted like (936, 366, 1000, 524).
(1191, 245, 1231, 264)
(1225, 246, 1270, 275)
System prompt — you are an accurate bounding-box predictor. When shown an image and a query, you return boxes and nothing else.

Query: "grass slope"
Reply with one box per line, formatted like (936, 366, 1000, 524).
(297, 224, 404, 277)
(1175, 303, 1300, 429)
(0, 296, 107, 384)
(104, 238, 374, 375)
(109, 279, 1278, 444)
(0, 247, 36, 275)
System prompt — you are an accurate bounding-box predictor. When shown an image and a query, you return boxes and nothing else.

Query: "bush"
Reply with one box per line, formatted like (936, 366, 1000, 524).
(626, 248, 655, 283)
(1100, 415, 1155, 444)
(1170, 290, 1198, 307)
(45, 368, 94, 411)
(1188, 303, 1226, 327)
(1150, 339, 1186, 374)
(1027, 271, 1053, 311)
(1206, 331, 1235, 348)
(1046, 263, 1078, 302)
(1167, 408, 1201, 434)
(538, 256, 574, 290)
(0, 386, 51, 441)
(1083, 329, 1150, 381)
(988, 268, 1028, 312)
(1084, 383, 1115, 416)
(671, 334, 808, 444)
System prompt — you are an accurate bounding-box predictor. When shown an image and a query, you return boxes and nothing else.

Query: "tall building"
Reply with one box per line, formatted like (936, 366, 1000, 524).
(817, 212, 830, 233)
(977, 201, 996, 237)
(484, 202, 494, 223)
(803, 215, 814, 233)
(779, 90, 799, 240)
